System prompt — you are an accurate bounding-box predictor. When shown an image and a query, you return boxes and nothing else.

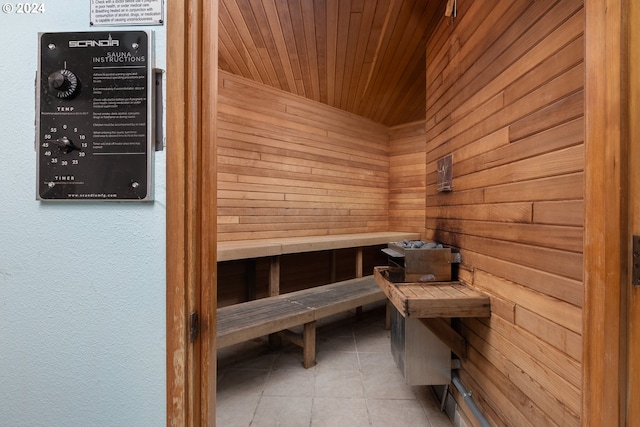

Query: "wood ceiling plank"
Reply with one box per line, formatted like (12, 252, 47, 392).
(262, 0, 298, 93)
(344, 2, 377, 112)
(287, 0, 313, 98)
(274, 0, 304, 95)
(249, 0, 291, 90)
(236, 0, 281, 89)
(219, 0, 436, 126)
(355, 0, 404, 117)
(361, 0, 424, 121)
(221, 0, 270, 83)
(313, 0, 328, 104)
(333, 0, 352, 108)
(340, 11, 363, 110)
(218, 8, 253, 77)
(301, 0, 321, 101)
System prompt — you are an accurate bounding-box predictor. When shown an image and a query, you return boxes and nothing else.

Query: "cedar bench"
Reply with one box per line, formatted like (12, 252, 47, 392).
(217, 231, 421, 297)
(216, 275, 383, 368)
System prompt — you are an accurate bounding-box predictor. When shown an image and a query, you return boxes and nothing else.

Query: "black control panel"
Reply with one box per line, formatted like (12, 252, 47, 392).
(36, 31, 154, 201)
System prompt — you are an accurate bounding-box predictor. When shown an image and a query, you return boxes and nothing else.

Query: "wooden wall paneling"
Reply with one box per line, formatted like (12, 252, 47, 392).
(441, 144, 583, 192)
(389, 120, 425, 233)
(472, 270, 581, 335)
(451, 8, 584, 123)
(482, 173, 584, 204)
(533, 200, 584, 226)
(479, 314, 581, 390)
(502, 35, 584, 108)
(425, 0, 493, 114)
(432, 219, 582, 253)
(427, 0, 583, 150)
(428, 0, 551, 129)
(508, 88, 584, 142)
(428, 229, 583, 281)
(460, 335, 550, 427)
(217, 71, 391, 242)
(515, 306, 582, 362)
(463, 321, 580, 426)
(428, 62, 584, 158)
(454, 368, 508, 427)
(426, 1, 585, 423)
(462, 249, 583, 307)
(477, 288, 516, 324)
(435, 1, 518, 120)
(446, 118, 583, 180)
(425, 203, 532, 224)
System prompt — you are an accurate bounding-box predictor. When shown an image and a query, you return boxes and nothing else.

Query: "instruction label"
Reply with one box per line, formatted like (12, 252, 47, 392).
(90, 0, 163, 26)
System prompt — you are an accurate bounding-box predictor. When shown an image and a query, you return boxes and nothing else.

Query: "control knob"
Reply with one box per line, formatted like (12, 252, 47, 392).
(52, 136, 79, 154)
(48, 69, 79, 99)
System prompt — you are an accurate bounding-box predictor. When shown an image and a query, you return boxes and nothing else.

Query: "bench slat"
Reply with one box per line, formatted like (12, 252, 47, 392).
(216, 275, 383, 349)
(217, 231, 420, 261)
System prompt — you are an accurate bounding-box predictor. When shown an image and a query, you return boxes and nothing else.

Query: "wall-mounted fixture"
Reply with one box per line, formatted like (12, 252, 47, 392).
(445, 0, 457, 21)
(437, 154, 453, 192)
(36, 30, 163, 201)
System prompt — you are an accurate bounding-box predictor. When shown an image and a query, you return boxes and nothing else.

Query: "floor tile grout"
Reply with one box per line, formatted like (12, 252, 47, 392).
(217, 305, 452, 427)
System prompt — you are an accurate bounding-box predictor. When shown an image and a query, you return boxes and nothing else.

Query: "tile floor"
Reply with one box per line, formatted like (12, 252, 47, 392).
(216, 303, 453, 427)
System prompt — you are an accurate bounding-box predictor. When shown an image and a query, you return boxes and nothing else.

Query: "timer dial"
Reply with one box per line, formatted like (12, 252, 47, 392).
(48, 69, 79, 99)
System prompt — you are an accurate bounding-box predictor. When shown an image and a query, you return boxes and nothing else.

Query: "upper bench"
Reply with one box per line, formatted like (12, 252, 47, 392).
(217, 231, 421, 262)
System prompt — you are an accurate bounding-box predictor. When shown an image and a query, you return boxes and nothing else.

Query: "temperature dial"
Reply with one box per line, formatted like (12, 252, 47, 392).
(48, 69, 79, 99)
(52, 136, 79, 154)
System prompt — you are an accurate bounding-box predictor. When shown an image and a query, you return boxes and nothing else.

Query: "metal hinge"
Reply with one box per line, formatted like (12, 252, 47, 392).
(189, 311, 199, 343)
(633, 236, 640, 286)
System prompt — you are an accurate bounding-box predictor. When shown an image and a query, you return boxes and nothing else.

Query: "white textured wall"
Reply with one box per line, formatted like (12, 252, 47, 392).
(0, 2, 166, 426)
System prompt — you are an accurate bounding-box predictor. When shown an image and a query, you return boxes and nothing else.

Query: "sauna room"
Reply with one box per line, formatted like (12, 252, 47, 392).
(166, 1, 639, 426)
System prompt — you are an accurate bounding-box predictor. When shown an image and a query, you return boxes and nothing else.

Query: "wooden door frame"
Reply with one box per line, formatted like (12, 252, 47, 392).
(583, 0, 634, 425)
(161, 0, 639, 425)
(166, 1, 218, 426)
(628, 2, 640, 425)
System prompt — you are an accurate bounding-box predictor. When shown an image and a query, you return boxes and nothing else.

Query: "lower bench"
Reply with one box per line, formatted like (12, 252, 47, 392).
(216, 275, 384, 368)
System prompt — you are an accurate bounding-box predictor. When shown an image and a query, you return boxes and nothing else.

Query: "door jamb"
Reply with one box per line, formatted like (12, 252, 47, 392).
(583, 0, 630, 425)
(166, 1, 218, 426)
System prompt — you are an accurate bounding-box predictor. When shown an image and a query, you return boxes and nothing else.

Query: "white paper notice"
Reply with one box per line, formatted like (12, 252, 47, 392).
(90, 0, 163, 26)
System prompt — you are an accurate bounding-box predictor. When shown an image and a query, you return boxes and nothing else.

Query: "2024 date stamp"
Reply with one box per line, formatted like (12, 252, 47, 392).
(2, 3, 45, 14)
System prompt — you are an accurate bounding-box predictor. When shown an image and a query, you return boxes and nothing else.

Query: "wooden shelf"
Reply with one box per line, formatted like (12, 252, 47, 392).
(374, 267, 491, 318)
(217, 231, 421, 262)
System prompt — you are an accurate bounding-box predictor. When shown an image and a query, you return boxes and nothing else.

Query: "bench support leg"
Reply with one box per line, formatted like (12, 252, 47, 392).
(303, 321, 316, 368)
(268, 333, 282, 349)
(385, 300, 391, 330)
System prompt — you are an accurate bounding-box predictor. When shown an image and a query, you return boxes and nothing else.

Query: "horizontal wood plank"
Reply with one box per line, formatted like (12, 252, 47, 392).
(217, 275, 384, 349)
(217, 231, 420, 261)
(374, 267, 491, 319)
